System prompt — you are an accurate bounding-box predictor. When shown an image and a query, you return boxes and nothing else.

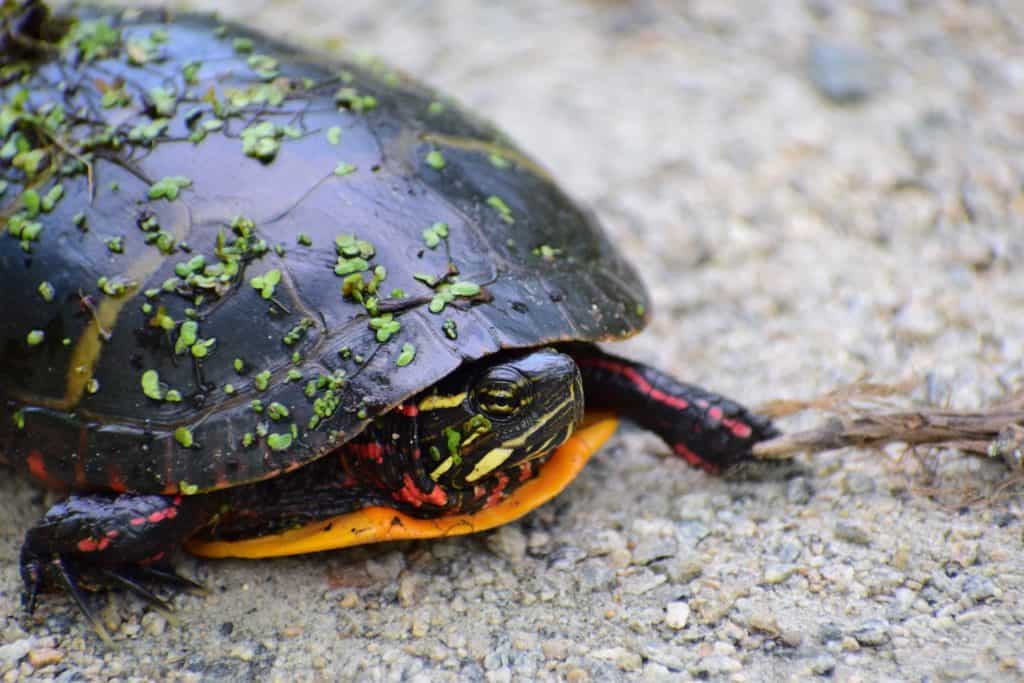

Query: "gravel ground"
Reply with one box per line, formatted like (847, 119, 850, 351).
(4, 1, 1024, 681)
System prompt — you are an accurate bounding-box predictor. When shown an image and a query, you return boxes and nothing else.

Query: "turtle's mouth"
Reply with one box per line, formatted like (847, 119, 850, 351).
(187, 414, 618, 559)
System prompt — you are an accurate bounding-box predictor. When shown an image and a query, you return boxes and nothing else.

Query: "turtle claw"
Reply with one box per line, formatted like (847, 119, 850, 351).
(20, 547, 199, 645)
(38, 555, 116, 647)
(136, 563, 206, 593)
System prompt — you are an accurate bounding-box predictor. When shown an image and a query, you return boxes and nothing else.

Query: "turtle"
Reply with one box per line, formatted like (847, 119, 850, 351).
(0, 2, 778, 640)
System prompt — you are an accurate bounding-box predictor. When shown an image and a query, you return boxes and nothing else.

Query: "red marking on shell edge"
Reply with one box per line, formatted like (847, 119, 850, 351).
(106, 465, 128, 493)
(580, 358, 689, 411)
(399, 403, 419, 417)
(131, 517, 147, 526)
(708, 407, 723, 420)
(26, 450, 48, 483)
(486, 472, 510, 508)
(394, 474, 448, 508)
(77, 537, 111, 553)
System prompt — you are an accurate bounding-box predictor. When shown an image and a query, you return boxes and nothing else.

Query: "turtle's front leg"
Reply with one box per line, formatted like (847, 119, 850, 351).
(568, 344, 778, 472)
(21, 493, 213, 643)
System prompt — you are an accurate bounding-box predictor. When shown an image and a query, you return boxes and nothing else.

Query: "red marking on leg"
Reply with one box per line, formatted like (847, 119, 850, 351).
(140, 551, 166, 565)
(106, 530, 119, 538)
(394, 474, 448, 508)
(721, 418, 752, 439)
(708, 407, 723, 420)
(147, 506, 177, 523)
(580, 358, 689, 411)
(673, 443, 718, 473)
(398, 403, 419, 417)
(519, 461, 534, 482)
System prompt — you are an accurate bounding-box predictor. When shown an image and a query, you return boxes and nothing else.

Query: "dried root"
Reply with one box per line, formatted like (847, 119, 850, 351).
(751, 381, 1024, 470)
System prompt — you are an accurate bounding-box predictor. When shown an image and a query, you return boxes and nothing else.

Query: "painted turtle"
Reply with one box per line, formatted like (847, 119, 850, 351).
(1, 2, 777, 639)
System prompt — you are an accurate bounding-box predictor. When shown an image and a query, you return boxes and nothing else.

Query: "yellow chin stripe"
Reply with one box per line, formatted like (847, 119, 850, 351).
(187, 414, 619, 559)
(417, 392, 467, 411)
(465, 447, 513, 483)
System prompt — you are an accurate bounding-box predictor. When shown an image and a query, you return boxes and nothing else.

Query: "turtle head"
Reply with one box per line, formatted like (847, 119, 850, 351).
(417, 348, 584, 488)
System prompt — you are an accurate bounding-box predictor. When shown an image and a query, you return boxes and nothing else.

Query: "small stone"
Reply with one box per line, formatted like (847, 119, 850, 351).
(486, 525, 527, 563)
(632, 536, 678, 565)
(230, 644, 256, 662)
(665, 601, 691, 629)
(577, 559, 616, 592)
(541, 639, 570, 660)
(834, 522, 872, 546)
(620, 568, 667, 595)
(608, 548, 633, 568)
(398, 574, 420, 607)
(485, 668, 512, 683)
(663, 557, 704, 585)
(962, 575, 996, 603)
(807, 38, 882, 103)
(842, 472, 876, 495)
(0, 639, 33, 671)
(763, 563, 797, 585)
(339, 591, 359, 609)
(786, 477, 814, 505)
(26, 648, 62, 669)
(565, 668, 589, 683)
(141, 612, 167, 637)
(748, 610, 780, 636)
(806, 653, 836, 676)
(583, 529, 627, 556)
(851, 618, 890, 646)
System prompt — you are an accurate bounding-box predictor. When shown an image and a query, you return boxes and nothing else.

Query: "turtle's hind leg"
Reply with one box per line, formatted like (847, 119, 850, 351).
(20, 493, 213, 643)
(567, 344, 778, 472)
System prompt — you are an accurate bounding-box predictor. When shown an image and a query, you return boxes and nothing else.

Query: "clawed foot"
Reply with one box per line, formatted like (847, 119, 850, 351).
(21, 550, 203, 646)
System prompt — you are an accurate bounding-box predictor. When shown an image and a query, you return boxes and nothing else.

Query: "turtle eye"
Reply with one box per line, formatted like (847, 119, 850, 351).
(475, 369, 530, 418)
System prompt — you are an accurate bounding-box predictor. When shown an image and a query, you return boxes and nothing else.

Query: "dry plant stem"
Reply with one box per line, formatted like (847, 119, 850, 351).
(752, 409, 1024, 460)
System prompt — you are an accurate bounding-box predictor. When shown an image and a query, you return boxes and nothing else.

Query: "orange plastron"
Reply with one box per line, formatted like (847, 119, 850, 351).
(188, 415, 618, 559)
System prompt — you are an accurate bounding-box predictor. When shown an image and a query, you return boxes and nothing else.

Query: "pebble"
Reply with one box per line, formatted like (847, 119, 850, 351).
(961, 575, 996, 603)
(763, 563, 797, 585)
(851, 618, 891, 647)
(583, 529, 627, 556)
(806, 653, 837, 676)
(541, 639, 570, 660)
(141, 612, 167, 637)
(486, 525, 527, 563)
(0, 640, 34, 672)
(786, 477, 814, 505)
(665, 601, 691, 629)
(27, 648, 62, 669)
(842, 472, 876, 495)
(807, 37, 882, 103)
(620, 569, 667, 595)
(834, 522, 872, 546)
(632, 536, 678, 565)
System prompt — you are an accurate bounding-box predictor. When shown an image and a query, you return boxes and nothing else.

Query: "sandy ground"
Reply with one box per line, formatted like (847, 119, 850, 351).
(3, 0, 1024, 680)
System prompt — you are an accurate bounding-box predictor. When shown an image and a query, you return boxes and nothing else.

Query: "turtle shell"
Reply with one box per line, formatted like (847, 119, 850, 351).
(0, 5, 648, 495)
